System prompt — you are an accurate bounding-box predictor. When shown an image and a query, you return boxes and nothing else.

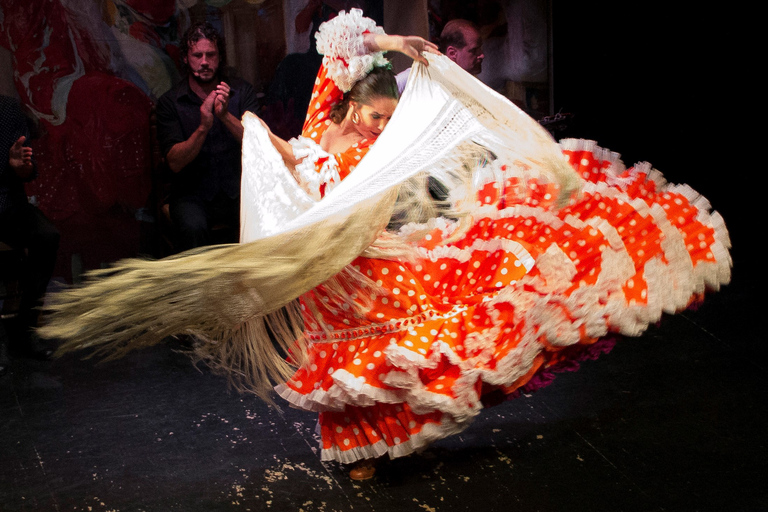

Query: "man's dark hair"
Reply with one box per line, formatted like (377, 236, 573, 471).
(179, 21, 227, 74)
(438, 19, 480, 53)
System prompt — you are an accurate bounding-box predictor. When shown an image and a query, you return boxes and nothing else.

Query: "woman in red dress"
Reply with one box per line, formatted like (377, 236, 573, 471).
(45, 9, 731, 482)
(241, 9, 731, 480)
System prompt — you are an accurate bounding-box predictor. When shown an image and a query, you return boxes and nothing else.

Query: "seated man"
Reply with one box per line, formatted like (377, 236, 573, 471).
(396, 18, 484, 93)
(156, 22, 259, 251)
(0, 95, 60, 368)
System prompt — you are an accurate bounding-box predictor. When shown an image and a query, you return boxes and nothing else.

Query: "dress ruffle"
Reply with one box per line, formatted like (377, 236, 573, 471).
(314, 8, 389, 92)
(289, 136, 341, 200)
(276, 139, 732, 463)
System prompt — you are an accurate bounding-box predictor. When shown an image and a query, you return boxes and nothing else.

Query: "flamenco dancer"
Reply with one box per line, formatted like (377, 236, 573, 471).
(41, 10, 731, 481)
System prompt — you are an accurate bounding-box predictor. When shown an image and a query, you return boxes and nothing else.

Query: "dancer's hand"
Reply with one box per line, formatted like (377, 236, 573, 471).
(364, 34, 440, 66)
(393, 35, 440, 66)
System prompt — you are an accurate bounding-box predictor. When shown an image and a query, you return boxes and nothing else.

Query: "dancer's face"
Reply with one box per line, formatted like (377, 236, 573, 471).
(350, 96, 398, 140)
(185, 38, 220, 84)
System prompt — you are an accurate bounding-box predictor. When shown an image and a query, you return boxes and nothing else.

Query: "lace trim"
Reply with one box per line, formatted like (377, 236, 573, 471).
(289, 136, 341, 201)
(417, 236, 536, 271)
(304, 303, 469, 343)
(669, 182, 732, 288)
(559, 138, 626, 176)
(318, 417, 467, 464)
(314, 8, 389, 92)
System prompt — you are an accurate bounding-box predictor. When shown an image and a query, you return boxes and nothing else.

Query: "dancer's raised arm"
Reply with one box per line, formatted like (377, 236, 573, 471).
(362, 33, 439, 67)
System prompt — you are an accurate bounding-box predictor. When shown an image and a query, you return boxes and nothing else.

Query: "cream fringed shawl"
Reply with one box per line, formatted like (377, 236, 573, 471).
(40, 54, 581, 402)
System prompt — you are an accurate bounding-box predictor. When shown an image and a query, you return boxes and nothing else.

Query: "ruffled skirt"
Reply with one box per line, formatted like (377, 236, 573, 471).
(275, 139, 731, 464)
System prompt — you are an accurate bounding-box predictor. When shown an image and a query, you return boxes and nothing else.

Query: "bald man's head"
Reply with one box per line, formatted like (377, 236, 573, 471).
(439, 20, 484, 75)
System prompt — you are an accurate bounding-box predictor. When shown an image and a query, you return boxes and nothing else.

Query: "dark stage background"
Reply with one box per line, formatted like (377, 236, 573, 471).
(552, 2, 756, 280)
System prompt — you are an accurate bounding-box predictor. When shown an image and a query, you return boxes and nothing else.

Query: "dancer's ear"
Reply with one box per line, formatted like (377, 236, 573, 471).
(348, 100, 360, 124)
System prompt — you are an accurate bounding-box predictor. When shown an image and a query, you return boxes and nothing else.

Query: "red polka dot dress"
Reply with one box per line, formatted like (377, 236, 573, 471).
(274, 65, 731, 464)
(272, 10, 731, 465)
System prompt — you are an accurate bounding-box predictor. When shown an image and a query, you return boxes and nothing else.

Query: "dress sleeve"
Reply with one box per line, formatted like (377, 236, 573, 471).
(331, 140, 371, 184)
(288, 136, 373, 200)
(301, 64, 344, 141)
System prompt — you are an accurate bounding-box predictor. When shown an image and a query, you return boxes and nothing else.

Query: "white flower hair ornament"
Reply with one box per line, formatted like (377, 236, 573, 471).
(315, 8, 391, 93)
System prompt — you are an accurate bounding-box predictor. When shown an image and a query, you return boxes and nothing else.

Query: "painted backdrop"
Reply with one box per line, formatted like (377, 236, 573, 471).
(0, 0, 286, 279)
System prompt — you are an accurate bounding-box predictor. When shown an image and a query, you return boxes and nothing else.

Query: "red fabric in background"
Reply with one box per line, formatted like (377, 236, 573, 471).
(27, 73, 153, 220)
(1, 0, 169, 280)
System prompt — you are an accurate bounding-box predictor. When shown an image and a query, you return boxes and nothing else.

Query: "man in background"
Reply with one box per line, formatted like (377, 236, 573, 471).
(156, 22, 259, 252)
(397, 19, 485, 94)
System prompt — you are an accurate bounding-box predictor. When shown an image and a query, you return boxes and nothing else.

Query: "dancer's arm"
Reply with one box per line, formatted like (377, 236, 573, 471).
(362, 33, 439, 67)
(251, 114, 305, 182)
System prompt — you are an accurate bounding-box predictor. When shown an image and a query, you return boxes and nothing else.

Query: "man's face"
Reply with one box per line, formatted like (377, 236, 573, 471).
(450, 28, 484, 76)
(185, 38, 220, 84)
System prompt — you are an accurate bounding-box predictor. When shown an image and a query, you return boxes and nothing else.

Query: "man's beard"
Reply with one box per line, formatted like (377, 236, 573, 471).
(191, 67, 218, 84)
